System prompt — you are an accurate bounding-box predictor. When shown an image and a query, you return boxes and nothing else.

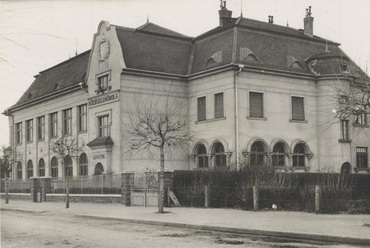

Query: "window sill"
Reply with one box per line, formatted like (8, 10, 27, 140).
(195, 116, 226, 124)
(247, 116, 267, 121)
(37, 139, 45, 142)
(352, 124, 369, 128)
(354, 168, 370, 173)
(285, 166, 310, 172)
(78, 130, 87, 134)
(289, 119, 308, 123)
(338, 139, 352, 143)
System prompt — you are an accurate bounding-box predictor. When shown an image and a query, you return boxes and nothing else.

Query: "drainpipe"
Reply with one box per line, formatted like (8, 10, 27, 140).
(234, 64, 244, 170)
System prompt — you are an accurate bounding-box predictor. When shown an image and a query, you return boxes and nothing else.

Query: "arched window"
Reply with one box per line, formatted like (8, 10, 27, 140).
(27, 160, 33, 179)
(341, 162, 351, 174)
(250, 141, 266, 166)
(195, 144, 208, 168)
(64, 156, 73, 177)
(213, 142, 226, 167)
(17, 161, 22, 180)
(51, 157, 58, 178)
(292, 143, 307, 167)
(272, 142, 286, 167)
(79, 153, 88, 176)
(39, 158, 45, 177)
(94, 163, 104, 175)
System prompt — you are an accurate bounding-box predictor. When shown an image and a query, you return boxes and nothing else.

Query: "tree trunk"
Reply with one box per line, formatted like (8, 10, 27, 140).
(66, 178, 70, 209)
(5, 177, 9, 204)
(158, 146, 165, 213)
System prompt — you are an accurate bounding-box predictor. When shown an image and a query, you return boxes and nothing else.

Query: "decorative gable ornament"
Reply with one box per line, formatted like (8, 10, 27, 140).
(97, 39, 110, 62)
(287, 55, 304, 70)
(240, 47, 262, 63)
(204, 50, 222, 68)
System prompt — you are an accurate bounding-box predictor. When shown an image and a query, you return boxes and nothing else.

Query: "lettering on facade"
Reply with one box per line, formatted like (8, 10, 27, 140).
(93, 154, 105, 160)
(88, 91, 119, 107)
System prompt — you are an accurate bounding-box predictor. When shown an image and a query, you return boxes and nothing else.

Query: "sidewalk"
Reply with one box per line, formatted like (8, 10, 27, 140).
(1, 199, 370, 246)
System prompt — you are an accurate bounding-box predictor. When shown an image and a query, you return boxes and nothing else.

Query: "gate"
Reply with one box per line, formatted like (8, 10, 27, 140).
(131, 171, 159, 207)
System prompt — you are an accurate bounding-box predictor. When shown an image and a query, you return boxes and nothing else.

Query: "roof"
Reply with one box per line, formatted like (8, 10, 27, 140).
(6, 13, 368, 111)
(87, 136, 114, 148)
(14, 50, 90, 107)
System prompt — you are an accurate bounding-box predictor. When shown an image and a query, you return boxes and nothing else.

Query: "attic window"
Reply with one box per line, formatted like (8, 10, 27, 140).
(341, 64, 350, 73)
(204, 51, 222, 68)
(28, 93, 32, 99)
(240, 47, 262, 63)
(55, 83, 60, 90)
(287, 55, 304, 70)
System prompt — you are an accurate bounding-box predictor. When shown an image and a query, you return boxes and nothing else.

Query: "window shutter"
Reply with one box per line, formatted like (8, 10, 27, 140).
(214, 93, 224, 118)
(292, 97, 305, 121)
(249, 92, 263, 118)
(197, 97, 206, 121)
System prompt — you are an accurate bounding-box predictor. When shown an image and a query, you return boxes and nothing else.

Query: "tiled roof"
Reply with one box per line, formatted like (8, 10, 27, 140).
(14, 50, 90, 106)
(87, 136, 114, 148)
(135, 22, 191, 39)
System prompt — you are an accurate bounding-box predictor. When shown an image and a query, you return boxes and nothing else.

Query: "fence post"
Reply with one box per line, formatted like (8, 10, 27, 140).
(315, 185, 321, 212)
(121, 173, 133, 206)
(205, 184, 211, 208)
(253, 186, 259, 211)
(5, 178, 9, 204)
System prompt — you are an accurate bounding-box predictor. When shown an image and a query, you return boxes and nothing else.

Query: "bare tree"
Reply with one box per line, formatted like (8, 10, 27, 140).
(51, 137, 84, 208)
(1, 146, 23, 204)
(334, 70, 370, 122)
(125, 92, 189, 213)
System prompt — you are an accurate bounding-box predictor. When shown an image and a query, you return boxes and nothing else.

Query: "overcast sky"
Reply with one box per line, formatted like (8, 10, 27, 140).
(1, 0, 369, 149)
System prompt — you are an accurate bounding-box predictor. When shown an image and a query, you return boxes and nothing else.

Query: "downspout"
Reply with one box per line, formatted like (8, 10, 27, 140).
(234, 64, 244, 170)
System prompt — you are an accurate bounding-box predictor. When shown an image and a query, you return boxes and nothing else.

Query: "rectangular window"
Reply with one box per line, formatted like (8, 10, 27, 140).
(249, 92, 263, 118)
(340, 120, 349, 140)
(99, 115, 110, 137)
(15, 122, 22, 144)
(97, 74, 110, 92)
(356, 147, 368, 168)
(37, 116, 45, 140)
(26, 119, 33, 142)
(63, 109, 72, 135)
(197, 97, 206, 121)
(50, 112, 58, 138)
(78, 104, 87, 132)
(214, 93, 224, 119)
(292, 96, 305, 121)
(354, 106, 367, 126)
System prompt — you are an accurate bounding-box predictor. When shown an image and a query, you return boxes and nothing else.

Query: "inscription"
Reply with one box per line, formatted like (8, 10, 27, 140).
(93, 154, 105, 160)
(88, 92, 119, 107)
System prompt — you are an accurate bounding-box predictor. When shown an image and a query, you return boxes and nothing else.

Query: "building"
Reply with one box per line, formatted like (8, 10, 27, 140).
(3, 4, 370, 180)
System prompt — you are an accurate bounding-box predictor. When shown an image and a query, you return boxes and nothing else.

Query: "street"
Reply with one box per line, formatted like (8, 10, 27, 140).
(1, 210, 363, 248)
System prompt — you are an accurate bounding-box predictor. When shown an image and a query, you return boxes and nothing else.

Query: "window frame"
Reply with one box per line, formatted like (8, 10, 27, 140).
(195, 144, 208, 168)
(356, 147, 368, 169)
(51, 157, 58, 178)
(214, 92, 224, 119)
(17, 161, 22, 180)
(26, 119, 33, 143)
(63, 108, 72, 136)
(98, 115, 110, 137)
(249, 91, 264, 119)
(39, 158, 45, 177)
(291, 96, 305, 121)
(37, 116, 45, 140)
(15, 122, 22, 144)
(78, 104, 87, 132)
(271, 142, 286, 167)
(340, 119, 350, 142)
(96, 71, 111, 94)
(50, 112, 58, 138)
(197, 96, 206, 121)
(79, 153, 88, 176)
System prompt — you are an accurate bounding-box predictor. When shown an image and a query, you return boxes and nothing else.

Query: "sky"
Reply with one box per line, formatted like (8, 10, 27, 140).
(0, 0, 369, 150)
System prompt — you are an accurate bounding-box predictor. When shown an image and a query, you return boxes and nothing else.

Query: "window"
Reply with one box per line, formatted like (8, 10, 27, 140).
(17, 161, 22, 180)
(214, 93, 224, 119)
(79, 153, 88, 176)
(63, 109, 72, 135)
(213, 142, 226, 167)
(197, 97, 206, 121)
(195, 144, 208, 168)
(16, 122, 22, 144)
(356, 147, 368, 169)
(292, 96, 305, 121)
(354, 106, 367, 126)
(39, 158, 45, 177)
(250, 141, 266, 166)
(26, 119, 33, 142)
(249, 92, 263, 118)
(37, 116, 45, 140)
(64, 156, 73, 177)
(78, 105, 87, 132)
(27, 160, 33, 179)
(97, 74, 110, 93)
(340, 120, 350, 141)
(51, 157, 58, 178)
(272, 142, 286, 167)
(94, 163, 104, 175)
(292, 143, 306, 167)
(50, 112, 58, 138)
(99, 115, 110, 137)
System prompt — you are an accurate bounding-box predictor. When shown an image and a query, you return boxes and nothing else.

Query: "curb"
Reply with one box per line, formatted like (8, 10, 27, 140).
(76, 214, 370, 246)
(1, 207, 48, 214)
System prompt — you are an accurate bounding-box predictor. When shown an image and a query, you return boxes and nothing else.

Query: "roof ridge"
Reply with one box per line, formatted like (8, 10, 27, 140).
(135, 22, 192, 39)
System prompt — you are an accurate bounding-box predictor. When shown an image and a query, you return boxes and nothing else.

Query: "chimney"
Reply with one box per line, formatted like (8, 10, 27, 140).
(304, 6, 314, 37)
(268, 16, 274, 24)
(219, 0, 232, 26)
